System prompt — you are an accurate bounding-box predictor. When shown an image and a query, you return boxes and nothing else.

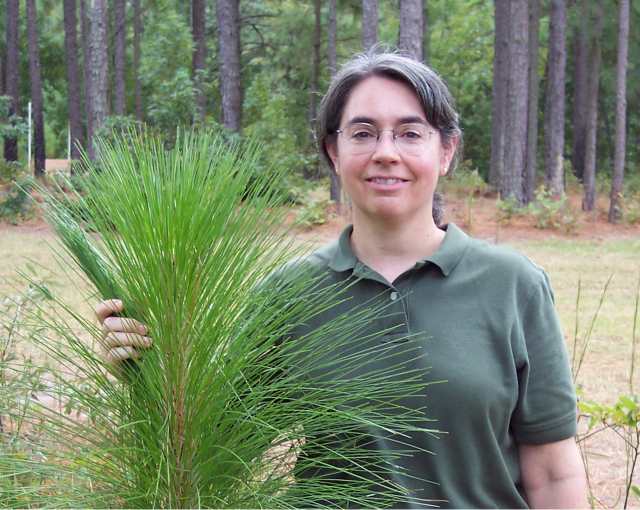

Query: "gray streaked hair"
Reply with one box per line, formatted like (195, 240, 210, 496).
(315, 48, 463, 226)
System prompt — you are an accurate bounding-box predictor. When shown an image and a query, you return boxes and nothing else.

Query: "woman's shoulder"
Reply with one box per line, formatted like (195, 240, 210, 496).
(444, 223, 549, 287)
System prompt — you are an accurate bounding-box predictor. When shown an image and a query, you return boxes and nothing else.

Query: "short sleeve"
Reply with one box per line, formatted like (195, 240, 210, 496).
(511, 269, 578, 445)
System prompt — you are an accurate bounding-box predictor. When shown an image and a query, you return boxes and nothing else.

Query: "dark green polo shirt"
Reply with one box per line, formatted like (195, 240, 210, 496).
(289, 223, 577, 508)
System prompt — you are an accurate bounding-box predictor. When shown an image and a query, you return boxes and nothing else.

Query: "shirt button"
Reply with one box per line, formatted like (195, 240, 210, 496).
(390, 292, 398, 301)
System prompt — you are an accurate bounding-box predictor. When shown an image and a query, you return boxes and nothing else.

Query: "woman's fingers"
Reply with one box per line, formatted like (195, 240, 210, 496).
(105, 346, 142, 368)
(101, 330, 152, 350)
(95, 299, 124, 324)
(94, 299, 152, 373)
(102, 316, 148, 336)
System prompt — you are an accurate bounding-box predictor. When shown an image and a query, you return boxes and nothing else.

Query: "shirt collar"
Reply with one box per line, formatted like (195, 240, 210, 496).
(328, 222, 469, 277)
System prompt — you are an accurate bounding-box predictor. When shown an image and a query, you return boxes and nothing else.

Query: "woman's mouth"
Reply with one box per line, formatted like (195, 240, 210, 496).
(368, 178, 406, 185)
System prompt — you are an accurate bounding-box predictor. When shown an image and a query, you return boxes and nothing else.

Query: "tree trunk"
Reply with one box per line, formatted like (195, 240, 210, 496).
(328, 0, 341, 204)
(134, 0, 142, 121)
(503, 0, 529, 204)
(89, 0, 109, 159)
(422, 0, 430, 64)
(3, 0, 19, 162)
(571, 0, 588, 180)
(608, 0, 629, 223)
(524, 0, 540, 203)
(581, 0, 604, 212)
(192, 0, 206, 124)
(362, 0, 378, 52)
(80, 0, 93, 146)
(488, 0, 510, 192)
(398, 0, 423, 61)
(63, 0, 84, 164)
(114, 0, 126, 116)
(329, 0, 337, 77)
(25, 0, 45, 177)
(309, 0, 321, 138)
(216, 0, 242, 132)
(543, 0, 567, 195)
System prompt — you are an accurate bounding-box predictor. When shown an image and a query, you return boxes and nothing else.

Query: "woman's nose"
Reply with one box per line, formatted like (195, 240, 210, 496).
(372, 130, 400, 162)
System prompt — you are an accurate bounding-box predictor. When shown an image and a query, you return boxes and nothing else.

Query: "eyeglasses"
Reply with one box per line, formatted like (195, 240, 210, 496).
(336, 122, 437, 156)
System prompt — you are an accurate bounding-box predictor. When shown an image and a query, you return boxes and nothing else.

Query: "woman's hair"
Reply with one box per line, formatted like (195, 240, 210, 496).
(315, 48, 463, 226)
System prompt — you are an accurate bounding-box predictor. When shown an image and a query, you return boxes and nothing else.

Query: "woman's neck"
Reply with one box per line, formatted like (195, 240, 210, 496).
(349, 213, 446, 283)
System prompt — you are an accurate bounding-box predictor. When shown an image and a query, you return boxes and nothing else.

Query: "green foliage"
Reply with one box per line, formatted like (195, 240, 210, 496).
(0, 96, 28, 141)
(0, 278, 56, 505)
(525, 187, 580, 233)
(441, 165, 488, 198)
(1, 130, 436, 507)
(495, 187, 580, 233)
(578, 395, 640, 507)
(0, 160, 24, 185)
(495, 195, 523, 222)
(429, 0, 495, 178)
(622, 193, 640, 225)
(145, 70, 197, 139)
(0, 172, 34, 224)
(574, 272, 640, 508)
(294, 193, 336, 229)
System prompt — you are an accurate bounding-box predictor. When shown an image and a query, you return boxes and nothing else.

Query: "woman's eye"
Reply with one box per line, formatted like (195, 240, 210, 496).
(399, 129, 423, 140)
(352, 130, 376, 140)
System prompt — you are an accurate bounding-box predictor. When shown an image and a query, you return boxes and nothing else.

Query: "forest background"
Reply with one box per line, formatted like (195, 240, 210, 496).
(0, 0, 638, 216)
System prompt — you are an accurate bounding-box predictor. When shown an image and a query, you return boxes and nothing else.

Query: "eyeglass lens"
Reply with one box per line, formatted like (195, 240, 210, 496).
(340, 123, 433, 155)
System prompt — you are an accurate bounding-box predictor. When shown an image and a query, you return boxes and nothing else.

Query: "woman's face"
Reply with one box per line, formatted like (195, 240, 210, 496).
(326, 76, 456, 226)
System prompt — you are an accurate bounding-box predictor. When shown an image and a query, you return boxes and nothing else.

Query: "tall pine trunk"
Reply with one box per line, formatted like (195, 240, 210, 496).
(524, 0, 540, 203)
(398, 0, 423, 61)
(89, 0, 109, 160)
(328, 0, 341, 204)
(134, 0, 142, 121)
(308, 0, 321, 138)
(80, 0, 93, 147)
(26, 0, 45, 177)
(571, 0, 589, 180)
(113, 0, 126, 117)
(362, 0, 378, 52)
(216, 0, 242, 132)
(503, 0, 529, 203)
(63, 0, 84, 164)
(422, 0, 430, 64)
(192, 0, 206, 124)
(581, 0, 604, 212)
(488, 0, 510, 193)
(608, 0, 629, 223)
(543, 0, 567, 195)
(4, 0, 19, 162)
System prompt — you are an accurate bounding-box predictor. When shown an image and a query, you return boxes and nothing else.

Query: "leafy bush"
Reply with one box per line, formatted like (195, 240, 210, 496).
(294, 195, 336, 229)
(495, 187, 580, 233)
(0, 160, 24, 185)
(526, 186, 580, 232)
(0, 95, 28, 141)
(440, 164, 488, 198)
(0, 174, 34, 224)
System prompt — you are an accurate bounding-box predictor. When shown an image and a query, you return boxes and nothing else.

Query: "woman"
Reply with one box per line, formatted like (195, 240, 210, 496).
(96, 50, 588, 508)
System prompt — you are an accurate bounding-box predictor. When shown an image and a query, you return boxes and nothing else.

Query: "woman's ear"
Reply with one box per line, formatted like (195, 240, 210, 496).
(326, 141, 340, 174)
(440, 136, 458, 175)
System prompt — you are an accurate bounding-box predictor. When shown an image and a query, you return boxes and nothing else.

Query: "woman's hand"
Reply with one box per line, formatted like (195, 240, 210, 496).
(95, 299, 152, 373)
